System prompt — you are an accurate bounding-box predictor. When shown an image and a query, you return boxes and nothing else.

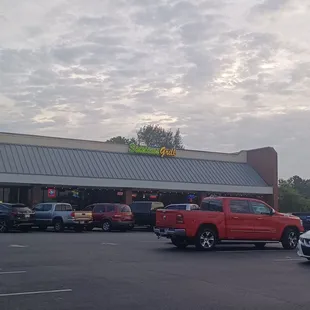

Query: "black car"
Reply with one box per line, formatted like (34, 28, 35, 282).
(130, 201, 164, 227)
(0, 203, 35, 233)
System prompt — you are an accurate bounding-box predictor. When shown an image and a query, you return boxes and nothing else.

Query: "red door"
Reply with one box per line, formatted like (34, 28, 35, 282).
(226, 199, 257, 240)
(93, 204, 107, 224)
(250, 201, 278, 240)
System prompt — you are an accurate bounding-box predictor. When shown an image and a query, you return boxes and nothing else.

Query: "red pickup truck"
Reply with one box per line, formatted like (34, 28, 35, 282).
(154, 197, 304, 250)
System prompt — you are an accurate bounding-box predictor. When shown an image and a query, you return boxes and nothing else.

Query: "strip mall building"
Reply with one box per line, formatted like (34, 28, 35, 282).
(0, 132, 278, 210)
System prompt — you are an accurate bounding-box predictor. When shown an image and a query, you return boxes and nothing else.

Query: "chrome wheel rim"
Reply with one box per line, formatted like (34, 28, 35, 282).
(200, 231, 215, 248)
(102, 222, 110, 231)
(0, 220, 7, 233)
(288, 231, 298, 248)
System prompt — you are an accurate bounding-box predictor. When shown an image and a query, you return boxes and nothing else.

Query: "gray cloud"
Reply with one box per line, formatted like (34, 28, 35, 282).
(1, 0, 310, 178)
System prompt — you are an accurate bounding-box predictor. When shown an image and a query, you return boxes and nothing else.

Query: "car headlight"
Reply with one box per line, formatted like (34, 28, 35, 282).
(300, 237, 305, 243)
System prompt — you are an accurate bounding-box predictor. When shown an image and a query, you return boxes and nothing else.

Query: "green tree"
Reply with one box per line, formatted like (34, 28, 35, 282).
(278, 178, 310, 212)
(105, 136, 136, 145)
(137, 125, 184, 149)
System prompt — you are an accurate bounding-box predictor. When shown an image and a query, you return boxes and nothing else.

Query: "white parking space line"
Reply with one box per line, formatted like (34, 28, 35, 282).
(216, 250, 282, 253)
(0, 289, 72, 297)
(0, 271, 26, 275)
(8, 245, 28, 248)
(101, 242, 118, 246)
(273, 258, 305, 262)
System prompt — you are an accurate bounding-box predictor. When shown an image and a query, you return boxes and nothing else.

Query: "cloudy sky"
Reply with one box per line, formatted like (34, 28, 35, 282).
(0, 0, 310, 178)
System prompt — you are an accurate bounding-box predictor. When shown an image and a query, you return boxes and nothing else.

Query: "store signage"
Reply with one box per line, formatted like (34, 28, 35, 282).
(129, 144, 176, 158)
(47, 188, 56, 198)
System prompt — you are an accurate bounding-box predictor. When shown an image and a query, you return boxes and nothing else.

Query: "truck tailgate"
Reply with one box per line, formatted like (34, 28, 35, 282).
(156, 209, 180, 227)
(74, 211, 92, 222)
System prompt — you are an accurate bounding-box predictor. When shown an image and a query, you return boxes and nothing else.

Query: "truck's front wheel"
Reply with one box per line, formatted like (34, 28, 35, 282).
(195, 227, 217, 251)
(281, 228, 299, 249)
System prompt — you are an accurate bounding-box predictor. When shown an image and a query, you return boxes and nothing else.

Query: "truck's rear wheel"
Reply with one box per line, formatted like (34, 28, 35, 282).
(195, 227, 217, 251)
(281, 228, 299, 249)
(171, 237, 188, 249)
(54, 220, 64, 232)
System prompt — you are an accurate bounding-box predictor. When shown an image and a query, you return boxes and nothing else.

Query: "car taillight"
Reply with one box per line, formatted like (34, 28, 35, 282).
(70, 212, 75, 217)
(176, 214, 184, 224)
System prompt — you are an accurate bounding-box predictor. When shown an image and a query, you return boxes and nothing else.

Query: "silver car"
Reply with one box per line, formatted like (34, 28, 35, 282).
(297, 230, 310, 260)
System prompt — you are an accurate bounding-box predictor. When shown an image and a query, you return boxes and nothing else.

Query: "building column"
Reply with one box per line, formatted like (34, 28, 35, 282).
(197, 192, 207, 206)
(31, 186, 42, 206)
(246, 147, 279, 210)
(124, 189, 132, 205)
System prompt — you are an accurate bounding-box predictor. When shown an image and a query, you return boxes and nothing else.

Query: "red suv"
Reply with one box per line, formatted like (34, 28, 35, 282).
(86, 203, 134, 232)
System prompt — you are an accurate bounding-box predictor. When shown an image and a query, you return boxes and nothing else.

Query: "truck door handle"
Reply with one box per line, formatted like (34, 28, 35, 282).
(257, 218, 263, 220)
(232, 216, 239, 219)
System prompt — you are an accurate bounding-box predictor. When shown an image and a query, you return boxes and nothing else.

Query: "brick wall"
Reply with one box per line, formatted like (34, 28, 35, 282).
(246, 147, 278, 210)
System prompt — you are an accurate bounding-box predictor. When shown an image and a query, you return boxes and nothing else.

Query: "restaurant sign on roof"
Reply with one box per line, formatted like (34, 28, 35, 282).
(128, 144, 176, 158)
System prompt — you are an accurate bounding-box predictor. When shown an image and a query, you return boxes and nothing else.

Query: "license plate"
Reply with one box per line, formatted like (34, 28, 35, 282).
(80, 221, 84, 224)
(25, 214, 30, 218)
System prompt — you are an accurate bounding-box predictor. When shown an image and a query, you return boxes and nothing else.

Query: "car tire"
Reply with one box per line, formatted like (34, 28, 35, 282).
(102, 221, 111, 232)
(171, 237, 188, 249)
(54, 220, 64, 232)
(281, 228, 299, 249)
(195, 227, 217, 251)
(0, 219, 9, 233)
(254, 243, 266, 249)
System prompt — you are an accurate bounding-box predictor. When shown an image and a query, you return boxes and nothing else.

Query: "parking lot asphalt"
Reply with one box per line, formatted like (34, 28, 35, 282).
(0, 230, 309, 310)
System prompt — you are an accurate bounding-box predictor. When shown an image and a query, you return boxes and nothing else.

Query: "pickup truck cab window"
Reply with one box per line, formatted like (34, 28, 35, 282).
(251, 202, 271, 215)
(229, 200, 253, 214)
(43, 204, 53, 211)
(201, 200, 223, 212)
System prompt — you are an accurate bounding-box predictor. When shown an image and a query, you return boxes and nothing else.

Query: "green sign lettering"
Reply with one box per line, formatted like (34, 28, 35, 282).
(128, 144, 176, 157)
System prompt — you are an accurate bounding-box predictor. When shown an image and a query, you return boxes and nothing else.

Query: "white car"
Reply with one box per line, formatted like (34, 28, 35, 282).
(297, 231, 310, 260)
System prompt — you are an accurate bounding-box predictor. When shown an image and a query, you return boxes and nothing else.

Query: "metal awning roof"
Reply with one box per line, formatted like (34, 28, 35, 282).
(0, 143, 272, 194)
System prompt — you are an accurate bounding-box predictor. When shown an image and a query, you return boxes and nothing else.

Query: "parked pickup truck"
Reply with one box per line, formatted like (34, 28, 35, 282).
(154, 197, 304, 251)
(34, 203, 92, 232)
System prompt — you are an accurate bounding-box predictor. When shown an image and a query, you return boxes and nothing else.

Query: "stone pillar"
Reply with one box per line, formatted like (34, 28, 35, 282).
(197, 192, 207, 206)
(246, 147, 278, 210)
(31, 186, 42, 206)
(124, 189, 132, 205)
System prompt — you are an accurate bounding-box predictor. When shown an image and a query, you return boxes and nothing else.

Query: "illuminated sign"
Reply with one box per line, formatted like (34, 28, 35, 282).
(129, 144, 176, 158)
(47, 188, 56, 198)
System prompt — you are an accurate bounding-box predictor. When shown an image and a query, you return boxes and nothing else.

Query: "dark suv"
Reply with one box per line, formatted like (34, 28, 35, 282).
(0, 203, 35, 233)
(130, 201, 164, 227)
